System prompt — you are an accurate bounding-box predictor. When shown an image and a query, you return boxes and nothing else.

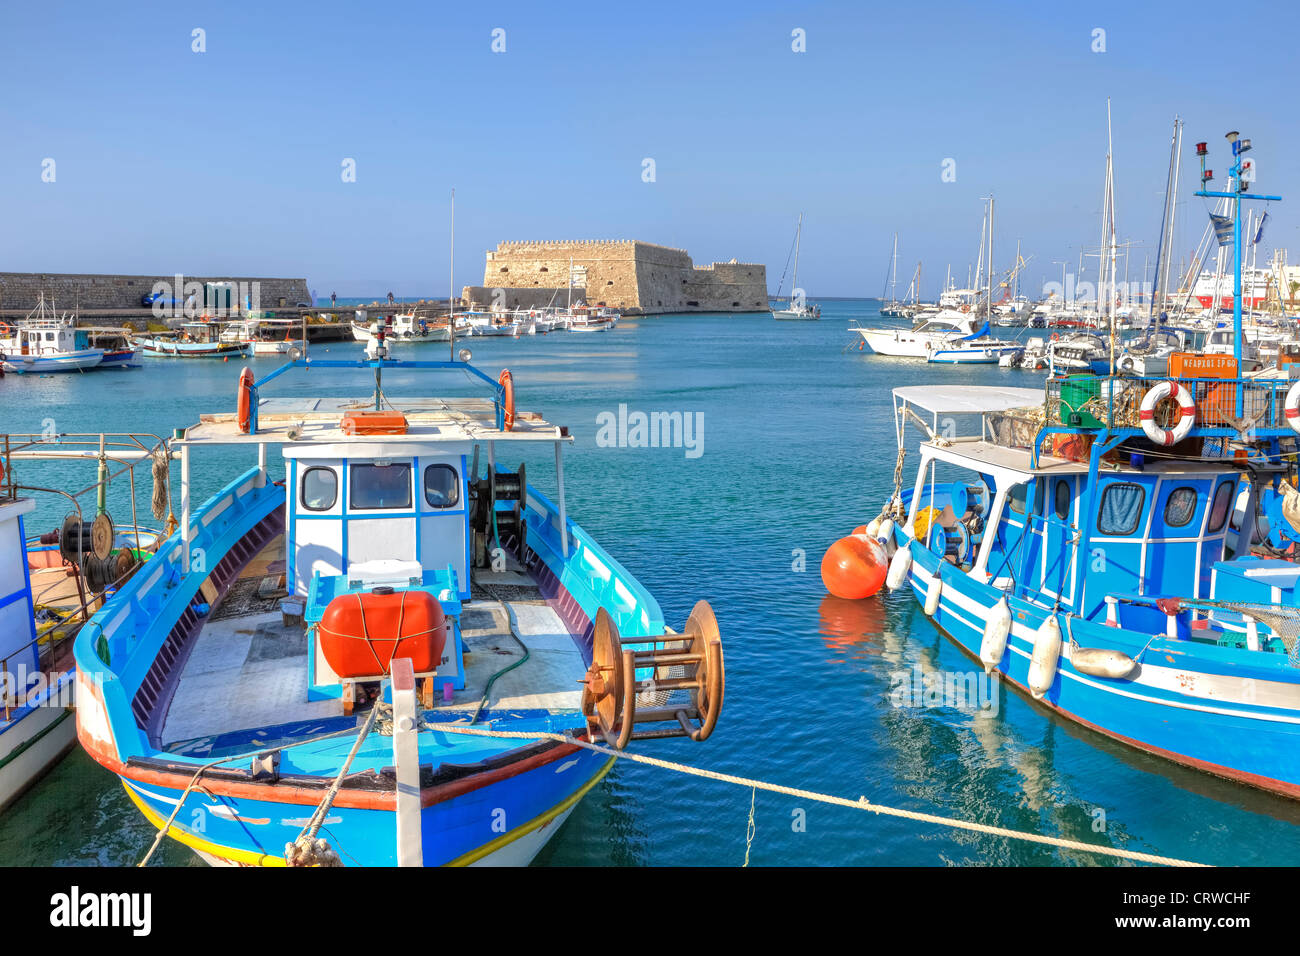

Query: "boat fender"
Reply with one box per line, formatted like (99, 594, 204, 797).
(1071, 646, 1137, 679)
(1285, 381, 1300, 434)
(1139, 380, 1195, 446)
(877, 517, 896, 555)
(236, 367, 256, 434)
(979, 597, 1011, 674)
(886, 541, 913, 590)
(923, 572, 942, 616)
(1028, 615, 1063, 699)
(865, 517, 881, 538)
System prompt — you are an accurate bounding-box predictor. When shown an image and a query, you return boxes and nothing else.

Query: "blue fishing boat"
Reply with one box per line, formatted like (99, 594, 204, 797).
(0, 433, 159, 809)
(857, 131, 1300, 799)
(135, 321, 248, 358)
(73, 337, 726, 866)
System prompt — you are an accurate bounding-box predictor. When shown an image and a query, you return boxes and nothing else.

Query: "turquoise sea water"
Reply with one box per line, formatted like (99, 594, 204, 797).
(3, 299, 1300, 867)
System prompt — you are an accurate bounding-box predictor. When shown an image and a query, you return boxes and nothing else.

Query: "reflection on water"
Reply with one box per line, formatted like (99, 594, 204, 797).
(816, 594, 885, 661)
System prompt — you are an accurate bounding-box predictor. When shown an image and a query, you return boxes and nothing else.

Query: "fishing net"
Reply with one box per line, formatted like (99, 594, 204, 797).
(1200, 600, 1300, 666)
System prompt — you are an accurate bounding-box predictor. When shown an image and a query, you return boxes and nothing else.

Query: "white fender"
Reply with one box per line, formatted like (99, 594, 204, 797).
(1138, 380, 1196, 446)
(877, 518, 896, 555)
(979, 597, 1011, 674)
(1285, 380, 1300, 434)
(886, 542, 913, 590)
(923, 573, 943, 616)
(865, 517, 882, 537)
(1070, 646, 1137, 679)
(1028, 615, 1062, 699)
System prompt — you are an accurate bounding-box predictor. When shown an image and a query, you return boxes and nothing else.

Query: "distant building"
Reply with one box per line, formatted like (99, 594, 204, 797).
(462, 240, 768, 314)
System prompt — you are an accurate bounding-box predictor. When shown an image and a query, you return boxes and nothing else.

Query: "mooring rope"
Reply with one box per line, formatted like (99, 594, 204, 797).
(411, 720, 1208, 867)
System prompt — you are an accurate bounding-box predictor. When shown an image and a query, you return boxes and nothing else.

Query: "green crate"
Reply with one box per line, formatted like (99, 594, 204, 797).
(1059, 374, 1104, 427)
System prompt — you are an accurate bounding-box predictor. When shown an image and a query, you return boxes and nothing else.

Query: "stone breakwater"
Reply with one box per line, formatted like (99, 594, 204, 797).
(463, 239, 768, 315)
(0, 272, 311, 314)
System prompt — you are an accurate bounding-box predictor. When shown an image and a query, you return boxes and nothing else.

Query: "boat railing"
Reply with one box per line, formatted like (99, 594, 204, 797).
(523, 483, 665, 638)
(1043, 373, 1299, 437)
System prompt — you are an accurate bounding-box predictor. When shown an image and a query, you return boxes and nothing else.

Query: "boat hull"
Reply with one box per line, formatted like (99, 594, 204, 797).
(1, 349, 104, 373)
(0, 685, 77, 811)
(903, 542, 1300, 799)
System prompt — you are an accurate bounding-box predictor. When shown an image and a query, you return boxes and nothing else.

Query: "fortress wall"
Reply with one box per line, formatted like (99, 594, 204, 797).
(482, 240, 767, 315)
(0, 272, 311, 311)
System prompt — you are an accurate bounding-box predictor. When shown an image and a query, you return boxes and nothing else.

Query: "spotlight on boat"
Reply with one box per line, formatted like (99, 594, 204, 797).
(1225, 130, 1239, 144)
(288, 346, 303, 361)
(458, 348, 472, 363)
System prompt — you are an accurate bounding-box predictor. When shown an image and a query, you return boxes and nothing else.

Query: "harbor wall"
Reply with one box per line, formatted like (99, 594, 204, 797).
(0, 272, 311, 312)
(470, 240, 767, 315)
(459, 286, 589, 312)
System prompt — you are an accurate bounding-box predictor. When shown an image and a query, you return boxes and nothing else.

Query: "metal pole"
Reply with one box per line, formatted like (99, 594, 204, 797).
(180, 443, 191, 574)
(1233, 141, 1243, 418)
(555, 439, 568, 558)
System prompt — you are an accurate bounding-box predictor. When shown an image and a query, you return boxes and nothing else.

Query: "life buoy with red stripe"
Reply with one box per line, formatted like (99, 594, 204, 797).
(1284, 381, 1300, 434)
(1139, 380, 1195, 446)
(498, 368, 515, 432)
(236, 367, 255, 434)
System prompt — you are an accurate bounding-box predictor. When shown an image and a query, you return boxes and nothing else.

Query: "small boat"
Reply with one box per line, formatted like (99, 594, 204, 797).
(0, 432, 162, 809)
(852, 311, 1021, 364)
(351, 312, 451, 343)
(223, 316, 304, 356)
(74, 349, 727, 866)
(0, 298, 106, 373)
(772, 214, 820, 320)
(135, 321, 249, 358)
(565, 306, 620, 332)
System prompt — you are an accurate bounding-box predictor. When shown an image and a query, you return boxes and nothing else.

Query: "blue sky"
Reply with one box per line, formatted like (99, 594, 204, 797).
(2, 0, 1297, 298)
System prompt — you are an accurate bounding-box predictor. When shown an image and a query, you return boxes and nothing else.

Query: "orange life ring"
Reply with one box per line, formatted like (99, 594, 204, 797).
(236, 367, 255, 434)
(960, 304, 970, 313)
(1051, 332, 1060, 341)
(498, 368, 515, 432)
(0, 322, 13, 338)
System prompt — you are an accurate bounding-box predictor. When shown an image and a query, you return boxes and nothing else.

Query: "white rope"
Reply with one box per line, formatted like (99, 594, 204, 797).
(417, 720, 1208, 867)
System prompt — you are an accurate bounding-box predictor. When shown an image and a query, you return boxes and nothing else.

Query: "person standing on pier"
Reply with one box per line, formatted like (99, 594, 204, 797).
(331, 291, 337, 308)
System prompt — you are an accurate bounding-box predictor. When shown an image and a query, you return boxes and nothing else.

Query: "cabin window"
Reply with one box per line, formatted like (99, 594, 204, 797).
(1163, 487, 1198, 529)
(423, 465, 460, 509)
(1098, 483, 1145, 536)
(1208, 482, 1234, 533)
(1053, 480, 1070, 520)
(350, 462, 412, 510)
(300, 467, 337, 511)
(1008, 483, 1028, 517)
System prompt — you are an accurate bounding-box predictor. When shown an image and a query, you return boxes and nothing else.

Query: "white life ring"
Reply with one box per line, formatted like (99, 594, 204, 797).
(1285, 381, 1300, 433)
(1139, 380, 1196, 446)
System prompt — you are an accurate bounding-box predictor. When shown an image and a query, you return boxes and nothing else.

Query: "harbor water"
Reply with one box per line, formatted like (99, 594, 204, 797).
(3, 299, 1299, 866)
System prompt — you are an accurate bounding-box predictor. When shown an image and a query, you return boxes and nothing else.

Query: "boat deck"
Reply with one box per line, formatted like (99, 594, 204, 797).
(160, 541, 585, 751)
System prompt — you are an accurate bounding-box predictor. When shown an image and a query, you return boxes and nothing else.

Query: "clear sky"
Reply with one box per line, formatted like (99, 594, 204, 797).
(3, 0, 1297, 299)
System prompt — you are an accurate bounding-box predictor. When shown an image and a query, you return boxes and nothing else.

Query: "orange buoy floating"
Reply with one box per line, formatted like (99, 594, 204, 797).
(820, 534, 888, 600)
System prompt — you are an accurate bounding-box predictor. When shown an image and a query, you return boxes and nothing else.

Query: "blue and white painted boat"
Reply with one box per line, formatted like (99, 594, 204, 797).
(73, 349, 725, 866)
(0, 322, 105, 374)
(135, 321, 248, 358)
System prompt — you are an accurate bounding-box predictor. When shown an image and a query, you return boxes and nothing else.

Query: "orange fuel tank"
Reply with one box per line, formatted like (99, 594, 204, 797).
(318, 587, 447, 679)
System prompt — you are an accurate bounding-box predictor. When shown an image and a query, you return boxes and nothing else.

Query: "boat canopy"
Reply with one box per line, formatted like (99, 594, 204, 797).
(891, 386, 1041, 417)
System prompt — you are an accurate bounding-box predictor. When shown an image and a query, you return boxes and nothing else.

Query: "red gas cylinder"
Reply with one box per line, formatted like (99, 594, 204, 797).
(318, 587, 447, 679)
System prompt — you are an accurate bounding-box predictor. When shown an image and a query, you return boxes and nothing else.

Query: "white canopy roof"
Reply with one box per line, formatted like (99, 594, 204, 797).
(892, 385, 1042, 416)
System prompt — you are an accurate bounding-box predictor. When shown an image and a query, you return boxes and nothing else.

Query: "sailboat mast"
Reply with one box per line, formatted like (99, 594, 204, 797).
(791, 214, 802, 308)
(449, 187, 455, 362)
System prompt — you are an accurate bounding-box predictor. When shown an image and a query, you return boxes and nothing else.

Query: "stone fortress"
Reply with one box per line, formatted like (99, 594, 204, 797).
(462, 240, 768, 315)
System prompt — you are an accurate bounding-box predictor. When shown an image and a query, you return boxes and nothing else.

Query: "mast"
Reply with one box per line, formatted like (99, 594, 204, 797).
(890, 232, 898, 303)
(790, 214, 802, 309)
(449, 188, 456, 362)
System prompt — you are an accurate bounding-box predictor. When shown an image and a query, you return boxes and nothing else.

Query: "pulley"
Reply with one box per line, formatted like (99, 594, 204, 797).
(91, 512, 115, 561)
(580, 601, 725, 750)
(59, 513, 93, 565)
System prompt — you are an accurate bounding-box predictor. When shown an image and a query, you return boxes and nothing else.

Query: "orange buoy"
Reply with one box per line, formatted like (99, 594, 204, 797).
(236, 367, 255, 434)
(820, 534, 888, 600)
(852, 525, 870, 536)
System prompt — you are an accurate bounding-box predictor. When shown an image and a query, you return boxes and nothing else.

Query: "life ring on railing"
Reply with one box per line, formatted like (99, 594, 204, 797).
(0, 322, 13, 338)
(1139, 380, 1196, 446)
(960, 304, 971, 313)
(1050, 332, 1060, 342)
(1283, 381, 1300, 433)
(236, 367, 256, 434)
(498, 368, 515, 431)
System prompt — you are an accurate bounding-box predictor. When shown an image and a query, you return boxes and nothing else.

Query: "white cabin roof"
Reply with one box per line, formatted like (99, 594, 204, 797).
(892, 386, 1042, 416)
(177, 396, 569, 448)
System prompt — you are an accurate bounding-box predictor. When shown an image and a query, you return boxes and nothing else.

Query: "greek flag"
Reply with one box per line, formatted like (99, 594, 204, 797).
(1254, 211, 1269, 245)
(1209, 213, 1234, 246)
